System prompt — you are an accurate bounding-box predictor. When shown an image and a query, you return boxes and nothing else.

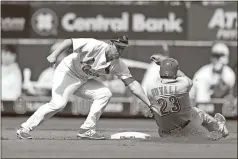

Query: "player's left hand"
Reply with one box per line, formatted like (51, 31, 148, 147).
(47, 54, 57, 67)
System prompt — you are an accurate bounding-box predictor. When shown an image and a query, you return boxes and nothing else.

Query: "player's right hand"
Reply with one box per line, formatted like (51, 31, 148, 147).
(150, 54, 168, 65)
(47, 54, 57, 67)
(144, 106, 154, 118)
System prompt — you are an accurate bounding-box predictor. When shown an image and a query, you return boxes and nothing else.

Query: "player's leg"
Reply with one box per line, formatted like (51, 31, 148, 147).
(73, 79, 112, 139)
(17, 66, 85, 139)
(191, 107, 228, 140)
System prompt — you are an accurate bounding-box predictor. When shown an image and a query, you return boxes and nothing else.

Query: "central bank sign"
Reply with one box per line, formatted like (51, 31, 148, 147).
(30, 4, 186, 40)
(61, 12, 183, 33)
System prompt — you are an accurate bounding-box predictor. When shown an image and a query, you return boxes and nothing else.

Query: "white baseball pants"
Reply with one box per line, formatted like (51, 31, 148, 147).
(21, 62, 112, 131)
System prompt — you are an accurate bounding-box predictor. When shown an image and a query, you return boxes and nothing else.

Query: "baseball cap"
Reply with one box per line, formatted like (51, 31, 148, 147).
(110, 36, 129, 47)
(211, 43, 229, 56)
(211, 43, 230, 65)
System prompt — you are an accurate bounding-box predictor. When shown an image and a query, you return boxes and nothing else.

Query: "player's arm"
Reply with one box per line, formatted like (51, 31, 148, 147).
(150, 54, 167, 65)
(123, 78, 151, 107)
(111, 60, 151, 107)
(47, 39, 72, 64)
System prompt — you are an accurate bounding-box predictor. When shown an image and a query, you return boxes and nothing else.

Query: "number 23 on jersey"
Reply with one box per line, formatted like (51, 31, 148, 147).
(155, 95, 181, 117)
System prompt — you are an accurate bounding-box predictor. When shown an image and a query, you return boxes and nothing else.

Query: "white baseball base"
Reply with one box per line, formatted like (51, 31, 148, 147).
(110, 132, 151, 140)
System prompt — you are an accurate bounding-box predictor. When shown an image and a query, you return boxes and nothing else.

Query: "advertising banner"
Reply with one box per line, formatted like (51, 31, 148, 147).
(1, 96, 134, 117)
(1, 3, 31, 38)
(29, 3, 187, 40)
(188, 3, 237, 41)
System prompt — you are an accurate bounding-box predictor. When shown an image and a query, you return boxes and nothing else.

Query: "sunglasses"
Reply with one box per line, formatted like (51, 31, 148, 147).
(211, 53, 225, 58)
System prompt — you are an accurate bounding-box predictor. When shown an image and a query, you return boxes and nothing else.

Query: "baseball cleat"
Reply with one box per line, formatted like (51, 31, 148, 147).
(77, 128, 106, 140)
(209, 113, 229, 140)
(215, 113, 226, 124)
(17, 128, 32, 139)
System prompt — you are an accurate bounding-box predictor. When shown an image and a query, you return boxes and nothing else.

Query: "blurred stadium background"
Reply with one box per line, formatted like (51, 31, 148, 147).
(1, 1, 237, 158)
(1, 0, 237, 119)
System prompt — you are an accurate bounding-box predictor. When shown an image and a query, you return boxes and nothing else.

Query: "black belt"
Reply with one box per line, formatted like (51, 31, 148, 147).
(161, 120, 191, 135)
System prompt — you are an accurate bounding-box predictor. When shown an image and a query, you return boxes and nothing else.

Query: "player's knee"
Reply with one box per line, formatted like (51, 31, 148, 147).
(95, 88, 112, 100)
(48, 100, 67, 110)
(104, 88, 112, 99)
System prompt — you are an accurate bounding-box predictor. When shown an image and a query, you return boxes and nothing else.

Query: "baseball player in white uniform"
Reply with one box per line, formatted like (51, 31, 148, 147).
(17, 36, 152, 140)
(145, 55, 229, 140)
(190, 43, 236, 113)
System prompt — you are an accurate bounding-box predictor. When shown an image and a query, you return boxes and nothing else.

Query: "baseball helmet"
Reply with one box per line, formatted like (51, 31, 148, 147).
(160, 58, 179, 79)
(110, 36, 129, 47)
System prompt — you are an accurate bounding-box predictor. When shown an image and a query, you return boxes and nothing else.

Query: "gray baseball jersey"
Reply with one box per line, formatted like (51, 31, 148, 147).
(146, 76, 193, 132)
